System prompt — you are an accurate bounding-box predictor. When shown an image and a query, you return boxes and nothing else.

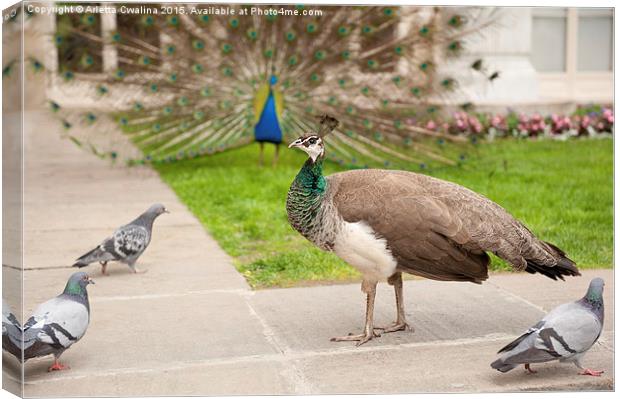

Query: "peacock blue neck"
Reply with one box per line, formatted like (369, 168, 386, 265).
(286, 157, 327, 240)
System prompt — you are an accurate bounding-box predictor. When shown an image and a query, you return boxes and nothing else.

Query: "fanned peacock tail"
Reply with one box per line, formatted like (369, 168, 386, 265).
(49, 4, 497, 168)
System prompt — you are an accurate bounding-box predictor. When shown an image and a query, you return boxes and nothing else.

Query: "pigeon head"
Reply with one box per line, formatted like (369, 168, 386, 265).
(63, 272, 95, 296)
(584, 277, 604, 303)
(146, 203, 169, 217)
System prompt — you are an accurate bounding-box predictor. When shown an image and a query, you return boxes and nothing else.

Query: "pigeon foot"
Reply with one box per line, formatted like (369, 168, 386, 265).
(131, 268, 148, 274)
(525, 364, 537, 374)
(330, 331, 380, 346)
(375, 322, 413, 334)
(580, 368, 604, 377)
(48, 361, 70, 372)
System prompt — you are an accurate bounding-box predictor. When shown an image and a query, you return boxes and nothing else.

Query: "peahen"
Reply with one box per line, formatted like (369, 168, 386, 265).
(49, 5, 497, 167)
(286, 115, 580, 346)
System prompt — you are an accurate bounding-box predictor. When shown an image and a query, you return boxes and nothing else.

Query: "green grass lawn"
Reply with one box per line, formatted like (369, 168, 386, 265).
(155, 137, 613, 289)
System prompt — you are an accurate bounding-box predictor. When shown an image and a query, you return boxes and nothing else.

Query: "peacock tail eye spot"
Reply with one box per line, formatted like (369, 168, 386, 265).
(167, 16, 179, 26)
(200, 15, 209, 23)
(163, 107, 172, 115)
(222, 43, 232, 53)
(419, 26, 429, 36)
(314, 50, 326, 60)
(150, 83, 158, 92)
(177, 97, 189, 106)
(394, 46, 403, 55)
(341, 51, 350, 60)
(119, 117, 128, 126)
(142, 15, 154, 26)
(152, 123, 161, 132)
(392, 76, 402, 85)
(266, 13, 277, 22)
(166, 45, 176, 55)
(367, 59, 377, 68)
(222, 67, 233, 76)
(264, 49, 274, 58)
(361, 87, 369, 95)
(201, 87, 210, 97)
(362, 25, 373, 35)
(115, 69, 125, 79)
(427, 106, 437, 114)
(247, 29, 258, 40)
(346, 106, 355, 115)
(194, 111, 205, 120)
(192, 64, 203, 73)
(111, 32, 121, 42)
(63, 71, 74, 80)
(192, 40, 205, 50)
(309, 73, 319, 83)
(306, 23, 316, 33)
(383, 7, 394, 16)
(229, 18, 239, 28)
(139, 56, 151, 65)
(54, 35, 63, 45)
(169, 73, 177, 82)
(134, 102, 143, 111)
(411, 87, 421, 97)
(81, 14, 95, 26)
(328, 96, 337, 105)
(374, 132, 383, 141)
(285, 31, 296, 41)
(448, 41, 461, 51)
(338, 79, 346, 87)
(288, 55, 298, 66)
(338, 26, 349, 36)
(305, 106, 314, 113)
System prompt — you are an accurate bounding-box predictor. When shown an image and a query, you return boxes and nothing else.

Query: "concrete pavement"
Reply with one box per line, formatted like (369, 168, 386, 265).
(2, 111, 614, 396)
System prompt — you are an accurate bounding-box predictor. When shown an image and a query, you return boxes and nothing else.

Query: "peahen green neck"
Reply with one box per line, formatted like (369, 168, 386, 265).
(286, 157, 327, 240)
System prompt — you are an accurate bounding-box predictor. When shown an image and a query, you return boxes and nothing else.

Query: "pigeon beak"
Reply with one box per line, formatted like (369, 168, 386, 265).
(88, 278, 95, 285)
(288, 139, 302, 149)
(164, 208, 170, 214)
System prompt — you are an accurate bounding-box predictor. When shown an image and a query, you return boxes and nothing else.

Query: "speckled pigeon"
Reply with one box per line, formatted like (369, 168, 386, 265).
(2, 299, 22, 359)
(73, 203, 168, 275)
(14, 272, 94, 371)
(491, 278, 605, 376)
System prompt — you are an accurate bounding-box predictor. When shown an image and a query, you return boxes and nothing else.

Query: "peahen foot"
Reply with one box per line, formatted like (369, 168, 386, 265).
(330, 330, 381, 346)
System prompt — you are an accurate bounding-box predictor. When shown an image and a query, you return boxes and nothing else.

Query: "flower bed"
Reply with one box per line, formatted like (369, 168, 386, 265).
(417, 105, 614, 139)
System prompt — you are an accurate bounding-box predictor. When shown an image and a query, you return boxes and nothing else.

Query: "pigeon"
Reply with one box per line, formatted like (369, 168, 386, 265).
(73, 203, 169, 275)
(491, 278, 605, 376)
(2, 299, 22, 359)
(8, 272, 94, 371)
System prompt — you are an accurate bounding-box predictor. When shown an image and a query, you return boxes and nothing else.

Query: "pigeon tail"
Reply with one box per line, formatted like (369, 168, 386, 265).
(524, 241, 580, 281)
(490, 358, 517, 373)
(73, 246, 108, 267)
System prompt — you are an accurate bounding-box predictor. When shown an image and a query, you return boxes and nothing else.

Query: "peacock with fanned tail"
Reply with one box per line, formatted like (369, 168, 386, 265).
(49, 4, 497, 167)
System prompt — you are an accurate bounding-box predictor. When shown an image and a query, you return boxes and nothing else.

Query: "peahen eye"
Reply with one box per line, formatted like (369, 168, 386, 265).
(308, 137, 317, 144)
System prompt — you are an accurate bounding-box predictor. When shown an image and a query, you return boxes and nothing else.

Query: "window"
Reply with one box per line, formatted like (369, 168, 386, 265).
(531, 8, 567, 72)
(577, 9, 613, 71)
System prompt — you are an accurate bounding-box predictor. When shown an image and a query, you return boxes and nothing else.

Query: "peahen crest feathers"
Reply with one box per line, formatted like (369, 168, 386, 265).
(48, 5, 497, 168)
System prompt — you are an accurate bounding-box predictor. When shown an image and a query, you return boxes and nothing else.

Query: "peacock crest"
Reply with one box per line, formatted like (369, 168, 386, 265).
(43, 4, 497, 168)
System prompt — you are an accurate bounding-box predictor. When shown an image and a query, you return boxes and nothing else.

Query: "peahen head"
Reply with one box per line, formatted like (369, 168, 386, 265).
(288, 114, 339, 163)
(288, 135, 324, 162)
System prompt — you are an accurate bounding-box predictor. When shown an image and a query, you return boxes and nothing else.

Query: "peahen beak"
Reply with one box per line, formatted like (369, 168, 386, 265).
(288, 139, 303, 149)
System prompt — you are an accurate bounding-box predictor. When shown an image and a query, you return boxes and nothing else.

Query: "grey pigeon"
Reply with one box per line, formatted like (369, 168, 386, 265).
(11, 272, 94, 371)
(73, 203, 168, 275)
(2, 299, 22, 359)
(491, 278, 605, 376)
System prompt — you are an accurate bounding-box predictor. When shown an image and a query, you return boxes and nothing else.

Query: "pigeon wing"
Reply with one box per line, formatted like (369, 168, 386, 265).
(107, 224, 150, 260)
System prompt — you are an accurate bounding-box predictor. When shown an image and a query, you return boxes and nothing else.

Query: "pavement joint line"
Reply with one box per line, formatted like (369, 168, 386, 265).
(16, 331, 614, 386)
(486, 280, 548, 313)
(242, 296, 315, 394)
(88, 289, 251, 303)
(16, 333, 524, 385)
(21, 223, 200, 233)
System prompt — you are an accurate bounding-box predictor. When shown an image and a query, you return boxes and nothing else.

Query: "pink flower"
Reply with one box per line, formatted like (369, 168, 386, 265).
(426, 120, 437, 130)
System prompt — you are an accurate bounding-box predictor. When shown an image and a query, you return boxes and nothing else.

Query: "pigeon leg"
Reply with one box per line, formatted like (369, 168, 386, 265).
(375, 272, 413, 333)
(100, 261, 109, 276)
(48, 358, 70, 372)
(128, 263, 148, 274)
(525, 364, 537, 374)
(579, 368, 604, 377)
(331, 280, 379, 346)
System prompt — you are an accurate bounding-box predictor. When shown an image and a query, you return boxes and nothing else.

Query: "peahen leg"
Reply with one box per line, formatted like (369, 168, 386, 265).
(330, 280, 380, 346)
(376, 272, 413, 333)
